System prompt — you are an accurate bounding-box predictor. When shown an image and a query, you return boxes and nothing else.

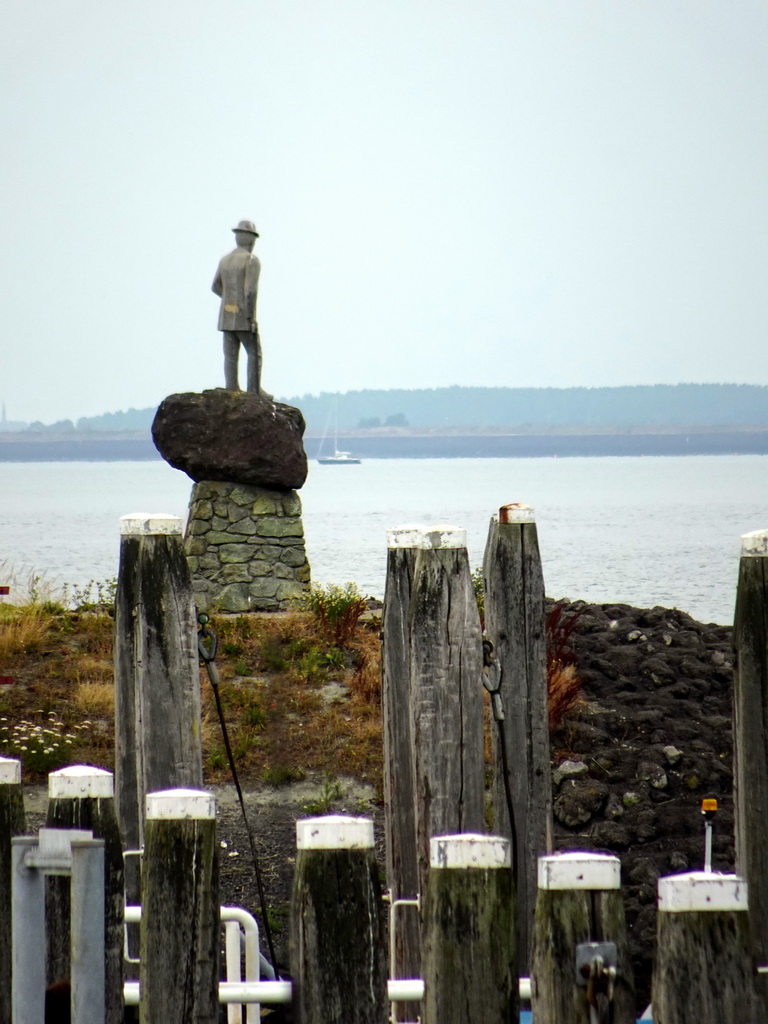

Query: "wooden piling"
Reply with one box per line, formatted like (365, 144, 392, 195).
(483, 503, 552, 969)
(422, 834, 517, 1024)
(409, 526, 485, 896)
(290, 815, 388, 1024)
(382, 525, 425, 999)
(114, 513, 203, 899)
(139, 788, 219, 1024)
(531, 853, 635, 1024)
(45, 766, 124, 1024)
(733, 529, 768, 989)
(0, 757, 24, 1024)
(652, 872, 757, 1021)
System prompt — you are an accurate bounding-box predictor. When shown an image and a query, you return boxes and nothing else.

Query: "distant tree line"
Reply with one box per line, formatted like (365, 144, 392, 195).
(19, 384, 768, 434)
(284, 384, 768, 431)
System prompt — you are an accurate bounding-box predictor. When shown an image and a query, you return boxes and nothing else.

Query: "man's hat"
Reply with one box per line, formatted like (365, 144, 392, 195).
(232, 219, 259, 237)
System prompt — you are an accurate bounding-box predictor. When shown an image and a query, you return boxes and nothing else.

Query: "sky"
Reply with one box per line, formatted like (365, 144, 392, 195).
(2, 0, 768, 423)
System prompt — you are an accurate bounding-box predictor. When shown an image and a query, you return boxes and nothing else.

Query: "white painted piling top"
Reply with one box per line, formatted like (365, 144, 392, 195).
(741, 530, 768, 557)
(49, 765, 113, 799)
(494, 503, 536, 524)
(422, 524, 466, 548)
(386, 524, 467, 549)
(430, 834, 511, 869)
(0, 757, 21, 785)
(387, 525, 428, 548)
(119, 513, 183, 536)
(658, 872, 748, 913)
(296, 815, 374, 850)
(146, 788, 216, 820)
(538, 852, 621, 890)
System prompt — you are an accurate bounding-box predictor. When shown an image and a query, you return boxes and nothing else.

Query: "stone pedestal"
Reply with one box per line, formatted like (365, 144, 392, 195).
(185, 481, 310, 612)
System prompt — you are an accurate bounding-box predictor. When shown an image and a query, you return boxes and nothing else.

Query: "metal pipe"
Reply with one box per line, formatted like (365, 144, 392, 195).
(388, 979, 425, 1002)
(123, 981, 292, 1006)
(704, 820, 713, 873)
(225, 922, 243, 1024)
(125, 976, 530, 1007)
(385, 890, 421, 1024)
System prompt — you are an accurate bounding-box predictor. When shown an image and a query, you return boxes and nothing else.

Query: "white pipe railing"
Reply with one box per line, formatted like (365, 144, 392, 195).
(123, 901, 529, 1012)
(125, 904, 264, 1022)
(124, 979, 423, 1006)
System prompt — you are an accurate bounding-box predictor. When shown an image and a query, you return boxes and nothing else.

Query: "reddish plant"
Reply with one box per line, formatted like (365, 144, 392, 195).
(546, 602, 583, 730)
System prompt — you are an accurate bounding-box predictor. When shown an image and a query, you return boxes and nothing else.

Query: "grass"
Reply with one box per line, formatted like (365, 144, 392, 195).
(546, 602, 585, 730)
(200, 608, 384, 786)
(0, 596, 386, 784)
(73, 681, 114, 717)
(0, 604, 54, 665)
(301, 583, 369, 647)
(0, 577, 585, 787)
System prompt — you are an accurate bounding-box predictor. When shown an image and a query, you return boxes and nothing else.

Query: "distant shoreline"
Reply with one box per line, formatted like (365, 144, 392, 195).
(2, 428, 768, 461)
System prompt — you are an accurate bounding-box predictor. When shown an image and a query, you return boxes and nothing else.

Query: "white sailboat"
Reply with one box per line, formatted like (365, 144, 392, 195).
(317, 402, 362, 465)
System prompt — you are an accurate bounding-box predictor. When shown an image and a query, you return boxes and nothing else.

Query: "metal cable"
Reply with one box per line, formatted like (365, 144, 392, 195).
(482, 639, 519, 882)
(197, 616, 280, 974)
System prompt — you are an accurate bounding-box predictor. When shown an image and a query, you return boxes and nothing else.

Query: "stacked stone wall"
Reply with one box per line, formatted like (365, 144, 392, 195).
(184, 480, 310, 612)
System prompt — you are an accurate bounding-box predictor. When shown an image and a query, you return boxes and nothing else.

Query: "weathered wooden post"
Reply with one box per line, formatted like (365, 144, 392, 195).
(422, 833, 517, 1024)
(140, 788, 219, 1024)
(0, 757, 24, 1024)
(483, 503, 552, 970)
(531, 853, 635, 1024)
(409, 526, 485, 896)
(290, 815, 388, 1024)
(733, 528, 768, 999)
(652, 871, 757, 1021)
(45, 766, 124, 1024)
(382, 525, 425, 1001)
(114, 513, 203, 899)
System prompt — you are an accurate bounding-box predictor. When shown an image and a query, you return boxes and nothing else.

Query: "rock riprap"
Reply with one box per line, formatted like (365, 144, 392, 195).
(548, 599, 734, 1012)
(186, 481, 310, 612)
(152, 389, 308, 490)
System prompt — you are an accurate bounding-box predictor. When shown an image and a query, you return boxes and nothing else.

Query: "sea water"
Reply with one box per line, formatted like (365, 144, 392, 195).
(1, 454, 767, 624)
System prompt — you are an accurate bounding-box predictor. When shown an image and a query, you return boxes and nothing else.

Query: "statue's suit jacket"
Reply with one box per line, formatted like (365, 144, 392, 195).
(212, 248, 262, 332)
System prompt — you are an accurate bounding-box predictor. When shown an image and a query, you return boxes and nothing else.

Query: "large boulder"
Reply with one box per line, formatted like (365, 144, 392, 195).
(152, 389, 308, 490)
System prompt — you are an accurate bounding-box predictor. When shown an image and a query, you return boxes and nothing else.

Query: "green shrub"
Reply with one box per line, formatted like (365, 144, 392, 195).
(303, 776, 343, 814)
(263, 764, 305, 786)
(302, 583, 368, 647)
(471, 566, 485, 626)
(62, 577, 117, 612)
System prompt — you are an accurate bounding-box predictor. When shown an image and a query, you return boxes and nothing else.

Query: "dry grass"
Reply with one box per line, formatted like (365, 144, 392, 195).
(0, 589, 589, 791)
(196, 611, 384, 787)
(0, 605, 55, 666)
(73, 681, 115, 717)
(548, 662, 584, 731)
(347, 627, 382, 704)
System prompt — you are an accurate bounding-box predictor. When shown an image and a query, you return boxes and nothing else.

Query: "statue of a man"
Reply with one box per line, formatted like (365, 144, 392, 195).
(212, 220, 263, 393)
